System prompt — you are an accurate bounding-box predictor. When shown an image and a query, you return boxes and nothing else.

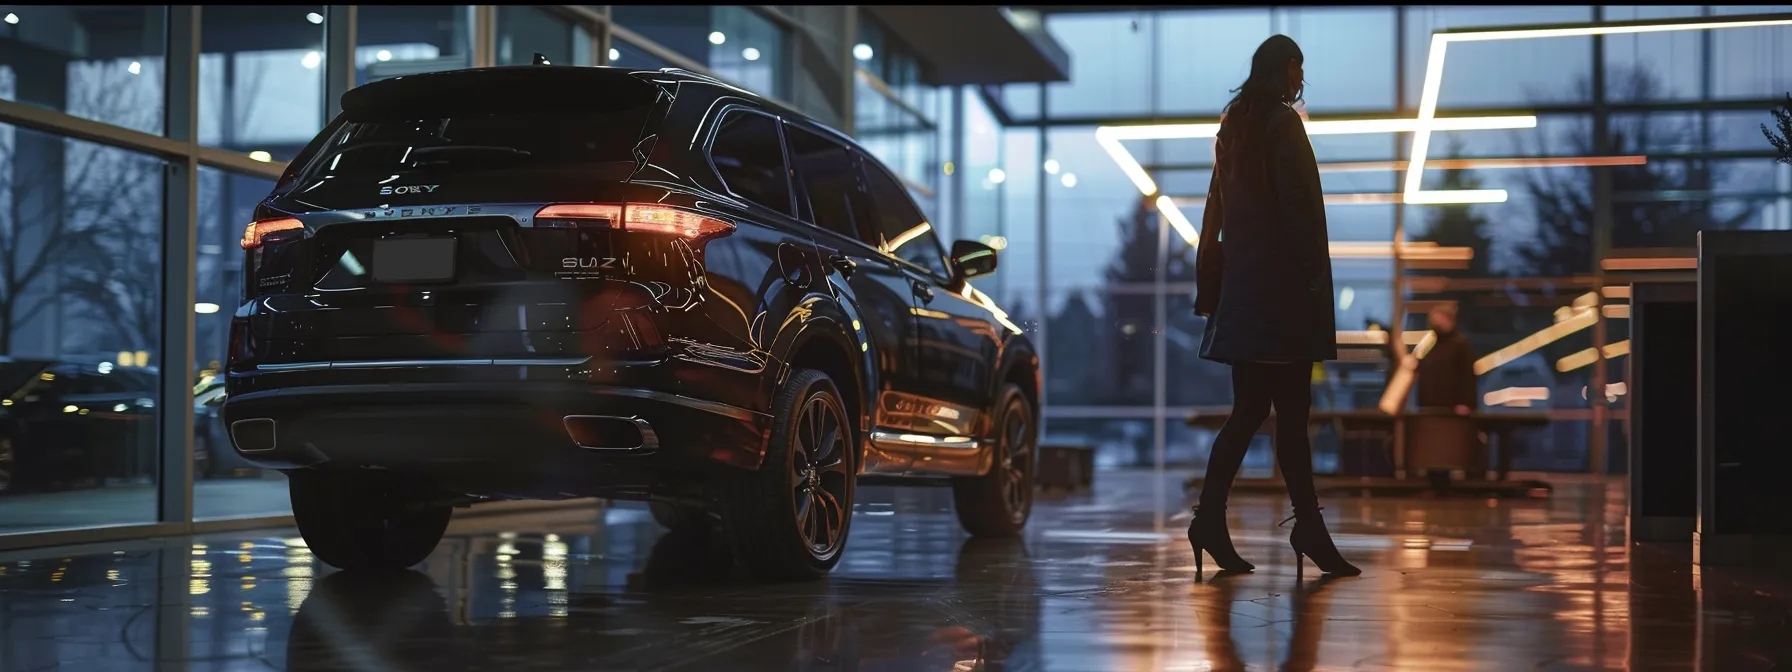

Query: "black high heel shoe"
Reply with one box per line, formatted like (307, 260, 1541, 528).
(1188, 505, 1255, 574)
(1283, 507, 1361, 578)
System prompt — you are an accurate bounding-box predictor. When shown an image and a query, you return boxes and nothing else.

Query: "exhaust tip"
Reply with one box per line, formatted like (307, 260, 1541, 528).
(564, 415, 658, 451)
(230, 418, 278, 452)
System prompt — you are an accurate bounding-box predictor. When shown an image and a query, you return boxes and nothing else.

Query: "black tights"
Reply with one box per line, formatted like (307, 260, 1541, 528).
(1197, 362, 1320, 512)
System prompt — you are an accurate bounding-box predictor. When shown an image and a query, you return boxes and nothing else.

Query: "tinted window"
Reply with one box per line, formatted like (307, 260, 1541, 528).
(786, 125, 865, 240)
(861, 160, 950, 278)
(307, 87, 659, 180)
(710, 110, 793, 214)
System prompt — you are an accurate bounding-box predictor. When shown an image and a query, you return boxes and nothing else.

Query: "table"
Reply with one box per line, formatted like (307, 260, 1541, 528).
(1183, 409, 1552, 498)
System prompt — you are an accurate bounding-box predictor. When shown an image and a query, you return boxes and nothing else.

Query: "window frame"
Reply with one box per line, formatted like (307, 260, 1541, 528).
(783, 120, 881, 248)
(702, 103, 798, 218)
(856, 151, 953, 282)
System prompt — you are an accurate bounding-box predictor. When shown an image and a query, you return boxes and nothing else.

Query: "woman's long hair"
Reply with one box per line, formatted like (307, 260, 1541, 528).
(1220, 35, 1305, 128)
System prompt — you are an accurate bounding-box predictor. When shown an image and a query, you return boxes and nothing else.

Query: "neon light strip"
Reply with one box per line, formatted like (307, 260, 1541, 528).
(1318, 155, 1648, 172)
(1557, 339, 1632, 372)
(1405, 14, 1792, 207)
(1601, 257, 1696, 271)
(1475, 308, 1597, 375)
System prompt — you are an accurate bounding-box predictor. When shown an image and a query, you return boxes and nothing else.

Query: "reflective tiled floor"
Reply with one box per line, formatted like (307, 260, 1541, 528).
(1, 471, 1788, 671)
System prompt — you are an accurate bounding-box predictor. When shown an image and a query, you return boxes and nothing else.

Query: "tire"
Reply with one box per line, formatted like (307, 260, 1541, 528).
(649, 500, 714, 534)
(952, 384, 1037, 538)
(289, 470, 452, 572)
(712, 368, 856, 581)
(194, 433, 214, 480)
(0, 437, 18, 495)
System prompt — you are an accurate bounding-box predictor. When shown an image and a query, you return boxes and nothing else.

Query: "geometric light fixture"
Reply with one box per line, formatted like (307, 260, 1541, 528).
(1406, 13, 1792, 209)
(1099, 12, 1792, 247)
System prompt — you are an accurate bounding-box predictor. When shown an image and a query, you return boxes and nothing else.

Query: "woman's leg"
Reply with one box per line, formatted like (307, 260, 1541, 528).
(1270, 362, 1361, 575)
(1198, 363, 1274, 509)
(1267, 362, 1320, 512)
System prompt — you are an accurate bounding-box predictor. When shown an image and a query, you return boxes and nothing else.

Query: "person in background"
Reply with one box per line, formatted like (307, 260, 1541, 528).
(1417, 304, 1477, 416)
(1189, 34, 1360, 578)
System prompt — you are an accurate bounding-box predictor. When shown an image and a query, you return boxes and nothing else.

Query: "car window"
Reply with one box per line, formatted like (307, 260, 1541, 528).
(57, 366, 137, 396)
(860, 158, 950, 278)
(709, 109, 793, 215)
(785, 125, 868, 241)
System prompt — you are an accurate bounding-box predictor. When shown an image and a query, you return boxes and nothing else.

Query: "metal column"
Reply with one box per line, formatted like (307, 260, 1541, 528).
(158, 5, 201, 524)
(324, 5, 357, 119)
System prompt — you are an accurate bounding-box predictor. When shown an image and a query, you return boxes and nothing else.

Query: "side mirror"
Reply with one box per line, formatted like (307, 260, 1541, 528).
(950, 239, 998, 280)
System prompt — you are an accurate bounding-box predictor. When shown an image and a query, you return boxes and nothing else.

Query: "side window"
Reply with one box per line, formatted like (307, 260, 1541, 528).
(860, 158, 950, 278)
(708, 109, 793, 215)
(786, 125, 868, 241)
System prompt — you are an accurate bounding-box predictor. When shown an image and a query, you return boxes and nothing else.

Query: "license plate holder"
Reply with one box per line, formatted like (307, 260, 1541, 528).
(372, 236, 457, 284)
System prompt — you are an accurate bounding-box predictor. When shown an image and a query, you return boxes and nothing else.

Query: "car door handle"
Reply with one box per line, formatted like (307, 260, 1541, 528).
(827, 254, 857, 279)
(912, 281, 934, 303)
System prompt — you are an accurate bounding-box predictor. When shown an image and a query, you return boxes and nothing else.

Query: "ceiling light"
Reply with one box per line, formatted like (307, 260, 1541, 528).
(1060, 173, 1077, 188)
(741, 47, 760, 61)
(1404, 14, 1792, 209)
(375, 49, 392, 62)
(853, 43, 874, 61)
(301, 51, 322, 69)
(987, 168, 1006, 184)
(305, 12, 323, 24)
(1154, 195, 1197, 245)
(248, 151, 273, 162)
(127, 61, 141, 75)
(1043, 159, 1060, 174)
(4, 13, 18, 25)
(608, 48, 621, 62)
(708, 31, 726, 45)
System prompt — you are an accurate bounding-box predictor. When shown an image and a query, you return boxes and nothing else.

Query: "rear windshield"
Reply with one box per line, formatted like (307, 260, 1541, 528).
(304, 69, 663, 179)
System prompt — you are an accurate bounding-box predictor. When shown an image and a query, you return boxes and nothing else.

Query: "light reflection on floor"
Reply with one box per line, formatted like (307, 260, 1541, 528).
(0, 471, 1786, 671)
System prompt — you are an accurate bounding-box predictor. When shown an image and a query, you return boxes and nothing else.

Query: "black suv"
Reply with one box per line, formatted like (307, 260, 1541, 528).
(223, 66, 1040, 579)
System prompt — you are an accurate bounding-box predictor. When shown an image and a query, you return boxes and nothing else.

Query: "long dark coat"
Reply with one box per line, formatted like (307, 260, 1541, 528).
(1195, 102, 1337, 364)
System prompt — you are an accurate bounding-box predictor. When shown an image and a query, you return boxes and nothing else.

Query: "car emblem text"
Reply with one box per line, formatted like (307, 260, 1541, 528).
(379, 184, 440, 196)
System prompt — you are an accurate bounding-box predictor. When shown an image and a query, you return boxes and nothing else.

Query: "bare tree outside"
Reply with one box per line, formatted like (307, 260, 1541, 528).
(1767, 92, 1792, 165)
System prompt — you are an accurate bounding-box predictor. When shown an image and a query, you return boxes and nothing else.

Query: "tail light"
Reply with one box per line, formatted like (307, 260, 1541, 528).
(227, 318, 251, 365)
(241, 217, 304, 250)
(534, 203, 735, 242)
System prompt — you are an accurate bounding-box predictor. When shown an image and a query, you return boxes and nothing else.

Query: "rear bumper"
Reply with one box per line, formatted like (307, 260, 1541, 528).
(221, 380, 769, 498)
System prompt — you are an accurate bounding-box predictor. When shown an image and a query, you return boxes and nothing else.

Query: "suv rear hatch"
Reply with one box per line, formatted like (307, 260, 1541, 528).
(239, 67, 703, 366)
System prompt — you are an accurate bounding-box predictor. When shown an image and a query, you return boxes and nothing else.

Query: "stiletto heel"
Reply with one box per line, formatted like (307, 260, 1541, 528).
(1188, 505, 1255, 573)
(1283, 508, 1361, 578)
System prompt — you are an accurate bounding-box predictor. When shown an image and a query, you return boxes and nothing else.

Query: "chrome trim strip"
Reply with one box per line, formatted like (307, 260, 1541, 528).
(868, 431, 980, 451)
(563, 415, 660, 452)
(584, 385, 768, 422)
(257, 357, 593, 372)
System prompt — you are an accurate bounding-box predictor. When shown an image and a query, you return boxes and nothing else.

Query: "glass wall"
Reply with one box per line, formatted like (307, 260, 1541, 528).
(978, 6, 1792, 472)
(0, 5, 859, 539)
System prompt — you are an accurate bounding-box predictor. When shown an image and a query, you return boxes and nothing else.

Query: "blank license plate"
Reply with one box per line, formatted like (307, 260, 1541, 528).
(372, 237, 457, 283)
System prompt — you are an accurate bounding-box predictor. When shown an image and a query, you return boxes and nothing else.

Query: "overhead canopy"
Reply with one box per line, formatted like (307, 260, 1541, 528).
(862, 6, 1070, 86)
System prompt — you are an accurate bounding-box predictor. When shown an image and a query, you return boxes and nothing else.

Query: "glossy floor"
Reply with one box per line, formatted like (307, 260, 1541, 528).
(0, 472, 1786, 671)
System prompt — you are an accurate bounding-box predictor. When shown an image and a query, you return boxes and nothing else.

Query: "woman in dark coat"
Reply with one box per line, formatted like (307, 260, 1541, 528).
(1188, 35, 1359, 577)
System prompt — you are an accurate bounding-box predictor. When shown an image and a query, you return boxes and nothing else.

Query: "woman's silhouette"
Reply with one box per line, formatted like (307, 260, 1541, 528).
(1189, 35, 1360, 577)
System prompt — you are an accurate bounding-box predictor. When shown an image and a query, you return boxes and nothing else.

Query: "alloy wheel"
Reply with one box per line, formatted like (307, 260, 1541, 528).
(999, 397, 1034, 522)
(791, 393, 851, 560)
